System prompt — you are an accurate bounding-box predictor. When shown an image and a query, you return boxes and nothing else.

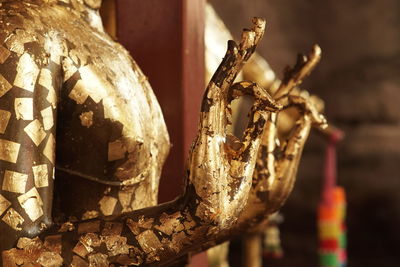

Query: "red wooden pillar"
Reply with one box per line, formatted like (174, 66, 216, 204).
(116, 0, 207, 266)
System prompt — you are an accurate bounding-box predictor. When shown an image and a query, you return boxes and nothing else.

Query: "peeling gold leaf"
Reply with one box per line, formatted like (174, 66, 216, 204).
(18, 187, 44, 222)
(2, 208, 24, 231)
(0, 139, 20, 163)
(32, 164, 49, 188)
(2, 170, 28, 193)
(0, 109, 11, 134)
(69, 80, 89, 104)
(136, 230, 162, 254)
(24, 119, 47, 146)
(15, 98, 33, 120)
(0, 45, 11, 64)
(0, 74, 12, 97)
(14, 53, 39, 92)
(43, 133, 55, 164)
(41, 106, 54, 130)
(98, 195, 117, 216)
(79, 111, 93, 128)
(0, 194, 11, 216)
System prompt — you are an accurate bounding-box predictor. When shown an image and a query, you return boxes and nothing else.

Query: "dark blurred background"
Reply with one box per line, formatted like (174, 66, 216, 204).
(209, 0, 400, 266)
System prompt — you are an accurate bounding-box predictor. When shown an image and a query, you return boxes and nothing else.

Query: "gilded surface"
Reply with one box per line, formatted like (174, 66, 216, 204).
(0, 0, 328, 266)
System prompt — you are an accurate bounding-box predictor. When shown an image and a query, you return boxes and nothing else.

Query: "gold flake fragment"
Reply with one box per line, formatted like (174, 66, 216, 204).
(37, 251, 63, 267)
(108, 140, 126, 161)
(118, 187, 133, 213)
(79, 111, 94, 128)
(78, 220, 100, 234)
(154, 212, 184, 235)
(2, 170, 28, 193)
(38, 69, 54, 91)
(0, 194, 11, 216)
(18, 187, 44, 222)
(81, 210, 99, 220)
(44, 235, 62, 254)
(24, 119, 47, 146)
(14, 53, 39, 92)
(126, 218, 140, 235)
(61, 57, 78, 82)
(102, 222, 123, 236)
(73, 241, 90, 258)
(0, 109, 11, 134)
(17, 236, 43, 250)
(0, 74, 12, 97)
(136, 230, 162, 254)
(58, 221, 75, 232)
(103, 235, 130, 256)
(15, 98, 33, 120)
(0, 45, 11, 64)
(2, 208, 24, 231)
(43, 134, 55, 164)
(88, 253, 109, 267)
(33, 164, 49, 188)
(41, 106, 54, 130)
(98, 195, 117, 216)
(0, 139, 20, 163)
(69, 80, 89, 104)
(71, 255, 89, 267)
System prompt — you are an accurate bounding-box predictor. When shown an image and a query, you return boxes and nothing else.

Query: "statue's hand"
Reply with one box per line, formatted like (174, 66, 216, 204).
(186, 80, 280, 229)
(183, 18, 284, 229)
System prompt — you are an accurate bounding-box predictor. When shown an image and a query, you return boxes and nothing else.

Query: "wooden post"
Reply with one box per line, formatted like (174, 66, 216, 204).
(116, 0, 208, 266)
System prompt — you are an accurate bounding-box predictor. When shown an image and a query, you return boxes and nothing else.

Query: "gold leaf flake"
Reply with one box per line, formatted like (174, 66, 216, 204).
(103, 235, 130, 256)
(61, 57, 78, 82)
(2, 208, 24, 231)
(0, 139, 20, 163)
(0, 194, 11, 216)
(0, 109, 11, 133)
(88, 253, 109, 267)
(136, 230, 162, 254)
(154, 212, 184, 235)
(81, 210, 99, 220)
(43, 134, 55, 164)
(16, 236, 43, 250)
(98, 195, 117, 216)
(73, 241, 90, 258)
(15, 98, 33, 120)
(13, 53, 39, 92)
(69, 80, 89, 104)
(38, 69, 53, 91)
(108, 140, 126, 161)
(58, 221, 75, 232)
(118, 187, 133, 213)
(24, 119, 47, 146)
(0, 74, 12, 98)
(2, 170, 28, 193)
(0, 45, 11, 64)
(79, 111, 94, 128)
(37, 251, 63, 267)
(32, 164, 49, 188)
(41, 106, 54, 130)
(18, 187, 44, 222)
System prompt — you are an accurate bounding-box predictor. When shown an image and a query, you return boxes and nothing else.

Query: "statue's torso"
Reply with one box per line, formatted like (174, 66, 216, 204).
(0, 1, 170, 221)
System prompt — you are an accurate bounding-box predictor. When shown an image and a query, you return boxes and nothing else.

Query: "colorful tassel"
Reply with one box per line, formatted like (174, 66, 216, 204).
(318, 131, 347, 267)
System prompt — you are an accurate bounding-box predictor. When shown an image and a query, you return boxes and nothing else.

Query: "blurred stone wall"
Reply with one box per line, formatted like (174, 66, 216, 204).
(209, 0, 400, 266)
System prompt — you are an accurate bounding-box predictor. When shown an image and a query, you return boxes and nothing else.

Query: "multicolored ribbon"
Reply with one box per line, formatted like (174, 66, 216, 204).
(318, 131, 347, 267)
